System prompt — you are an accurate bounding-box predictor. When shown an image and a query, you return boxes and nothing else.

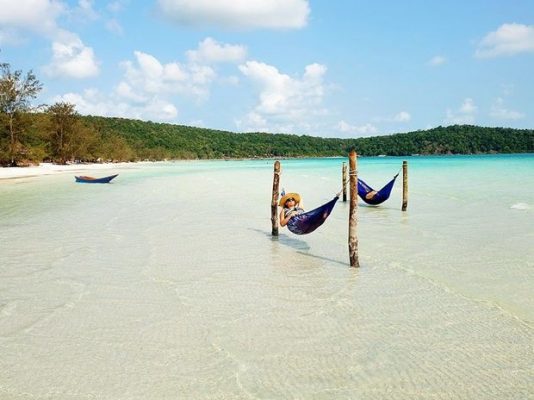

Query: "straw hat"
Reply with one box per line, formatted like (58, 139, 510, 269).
(279, 192, 301, 207)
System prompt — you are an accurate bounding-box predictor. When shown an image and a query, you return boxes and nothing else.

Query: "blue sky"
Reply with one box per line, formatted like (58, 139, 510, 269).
(1, 0, 533, 137)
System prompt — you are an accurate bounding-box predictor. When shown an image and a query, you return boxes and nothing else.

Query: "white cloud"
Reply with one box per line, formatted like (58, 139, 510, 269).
(336, 121, 378, 137)
(122, 51, 185, 91)
(0, 0, 64, 35)
(0, 0, 100, 79)
(237, 61, 328, 132)
(53, 89, 178, 121)
(186, 37, 246, 64)
(445, 98, 477, 124)
(51, 38, 248, 125)
(460, 98, 476, 114)
(427, 55, 446, 66)
(120, 50, 216, 100)
(189, 64, 216, 86)
(475, 23, 534, 58)
(157, 0, 309, 30)
(115, 82, 147, 103)
(44, 32, 99, 78)
(235, 112, 268, 132)
(490, 98, 524, 120)
(394, 111, 411, 122)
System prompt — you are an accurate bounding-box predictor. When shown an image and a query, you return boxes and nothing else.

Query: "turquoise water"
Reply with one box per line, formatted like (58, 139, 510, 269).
(0, 154, 532, 399)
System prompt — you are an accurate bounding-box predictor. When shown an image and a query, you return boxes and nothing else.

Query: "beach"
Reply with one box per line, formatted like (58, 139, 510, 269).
(0, 162, 145, 181)
(0, 155, 533, 399)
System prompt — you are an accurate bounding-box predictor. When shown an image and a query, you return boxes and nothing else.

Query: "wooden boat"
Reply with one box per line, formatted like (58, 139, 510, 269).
(75, 174, 118, 183)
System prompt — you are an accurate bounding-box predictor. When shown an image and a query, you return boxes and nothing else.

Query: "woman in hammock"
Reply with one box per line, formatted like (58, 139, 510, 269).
(279, 192, 305, 227)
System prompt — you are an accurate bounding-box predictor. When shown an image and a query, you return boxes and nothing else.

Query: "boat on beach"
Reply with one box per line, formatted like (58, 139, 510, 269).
(75, 174, 118, 183)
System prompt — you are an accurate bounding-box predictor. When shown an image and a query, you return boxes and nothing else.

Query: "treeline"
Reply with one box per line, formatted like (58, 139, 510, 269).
(1, 62, 533, 166)
(85, 116, 534, 159)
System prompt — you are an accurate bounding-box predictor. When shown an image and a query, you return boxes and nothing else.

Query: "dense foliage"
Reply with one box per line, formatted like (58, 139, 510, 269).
(80, 116, 534, 160)
(1, 62, 532, 166)
(1, 112, 533, 166)
(0, 62, 42, 166)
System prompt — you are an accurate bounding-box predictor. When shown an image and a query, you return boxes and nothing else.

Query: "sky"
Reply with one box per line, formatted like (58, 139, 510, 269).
(0, 0, 533, 138)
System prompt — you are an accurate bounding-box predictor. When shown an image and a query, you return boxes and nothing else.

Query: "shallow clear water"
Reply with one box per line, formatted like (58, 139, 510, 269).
(0, 155, 532, 399)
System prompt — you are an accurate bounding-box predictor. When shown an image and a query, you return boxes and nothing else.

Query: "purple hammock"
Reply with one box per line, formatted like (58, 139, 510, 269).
(357, 174, 399, 205)
(287, 196, 339, 235)
(284, 173, 398, 235)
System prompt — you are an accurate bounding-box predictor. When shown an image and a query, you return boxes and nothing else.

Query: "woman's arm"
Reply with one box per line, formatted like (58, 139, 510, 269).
(280, 209, 295, 227)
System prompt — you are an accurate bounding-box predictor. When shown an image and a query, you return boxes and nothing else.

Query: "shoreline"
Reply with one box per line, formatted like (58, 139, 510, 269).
(2, 153, 532, 181)
(0, 162, 141, 181)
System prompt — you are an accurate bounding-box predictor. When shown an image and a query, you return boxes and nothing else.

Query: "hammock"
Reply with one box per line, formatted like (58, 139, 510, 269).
(357, 174, 399, 205)
(287, 196, 339, 235)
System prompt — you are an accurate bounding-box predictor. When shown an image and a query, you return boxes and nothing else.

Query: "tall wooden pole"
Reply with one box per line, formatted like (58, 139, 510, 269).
(402, 160, 408, 212)
(271, 161, 281, 236)
(342, 162, 347, 202)
(348, 151, 359, 267)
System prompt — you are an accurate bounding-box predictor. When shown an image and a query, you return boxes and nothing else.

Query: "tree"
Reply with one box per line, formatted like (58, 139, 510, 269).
(47, 102, 79, 164)
(0, 62, 42, 166)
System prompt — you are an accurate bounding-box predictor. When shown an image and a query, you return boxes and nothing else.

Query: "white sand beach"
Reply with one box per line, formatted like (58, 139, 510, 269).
(0, 162, 139, 180)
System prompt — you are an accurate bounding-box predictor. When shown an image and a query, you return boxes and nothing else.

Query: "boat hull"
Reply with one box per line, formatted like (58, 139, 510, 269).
(75, 174, 118, 183)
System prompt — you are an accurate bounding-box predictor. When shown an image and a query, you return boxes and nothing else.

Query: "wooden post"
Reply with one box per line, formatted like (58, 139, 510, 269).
(271, 161, 281, 236)
(348, 151, 359, 267)
(402, 160, 408, 212)
(342, 162, 347, 202)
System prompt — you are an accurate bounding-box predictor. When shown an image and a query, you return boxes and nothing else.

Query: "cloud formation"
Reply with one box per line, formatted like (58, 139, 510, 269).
(394, 111, 411, 122)
(0, 0, 99, 79)
(44, 32, 99, 79)
(157, 0, 309, 30)
(475, 23, 534, 58)
(445, 98, 477, 124)
(336, 121, 378, 137)
(186, 37, 247, 64)
(120, 50, 216, 99)
(54, 88, 178, 121)
(0, 0, 64, 35)
(237, 61, 328, 132)
(490, 98, 524, 120)
(52, 38, 246, 122)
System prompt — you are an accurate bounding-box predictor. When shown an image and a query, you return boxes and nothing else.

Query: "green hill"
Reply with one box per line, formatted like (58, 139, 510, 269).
(2, 112, 533, 166)
(84, 115, 534, 160)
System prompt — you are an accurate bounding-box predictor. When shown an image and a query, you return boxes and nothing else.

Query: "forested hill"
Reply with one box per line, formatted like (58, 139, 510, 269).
(84, 116, 533, 160)
(2, 59, 531, 166)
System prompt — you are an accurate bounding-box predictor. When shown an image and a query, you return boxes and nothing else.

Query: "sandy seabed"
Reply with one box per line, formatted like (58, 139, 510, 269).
(0, 157, 532, 399)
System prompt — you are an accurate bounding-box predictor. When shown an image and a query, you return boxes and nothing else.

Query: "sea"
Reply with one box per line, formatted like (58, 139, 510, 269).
(0, 154, 532, 399)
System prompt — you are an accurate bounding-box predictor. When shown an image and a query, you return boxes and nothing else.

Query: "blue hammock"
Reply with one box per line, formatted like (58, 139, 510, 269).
(357, 174, 399, 205)
(287, 196, 339, 235)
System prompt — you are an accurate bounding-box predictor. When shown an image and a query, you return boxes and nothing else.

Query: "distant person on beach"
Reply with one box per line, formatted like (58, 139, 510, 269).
(279, 192, 305, 227)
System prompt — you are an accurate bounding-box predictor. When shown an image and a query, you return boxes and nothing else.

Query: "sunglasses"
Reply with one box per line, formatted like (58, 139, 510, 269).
(286, 198, 295, 203)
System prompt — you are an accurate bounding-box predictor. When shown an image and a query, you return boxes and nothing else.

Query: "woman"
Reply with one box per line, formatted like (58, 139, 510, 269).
(279, 192, 305, 227)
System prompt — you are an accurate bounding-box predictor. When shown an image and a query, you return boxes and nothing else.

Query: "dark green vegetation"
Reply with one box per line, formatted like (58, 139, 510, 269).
(83, 116, 534, 160)
(1, 62, 533, 166)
